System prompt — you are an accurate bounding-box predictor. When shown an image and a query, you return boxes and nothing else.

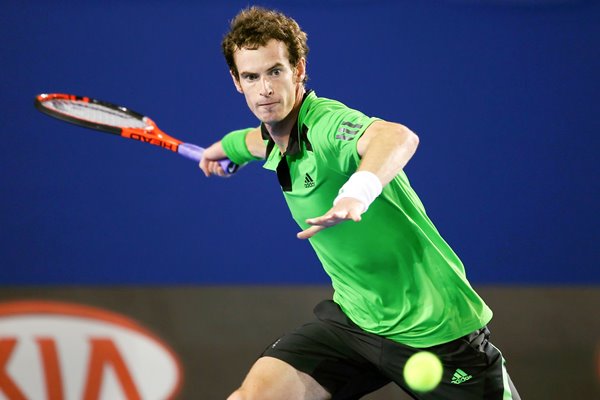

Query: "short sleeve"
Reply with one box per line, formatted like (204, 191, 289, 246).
(306, 99, 379, 175)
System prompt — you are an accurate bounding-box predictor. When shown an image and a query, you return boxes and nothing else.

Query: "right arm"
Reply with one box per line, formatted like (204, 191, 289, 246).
(245, 127, 268, 159)
(199, 127, 266, 177)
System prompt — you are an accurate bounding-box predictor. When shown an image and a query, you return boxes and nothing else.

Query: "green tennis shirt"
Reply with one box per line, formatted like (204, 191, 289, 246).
(257, 91, 492, 347)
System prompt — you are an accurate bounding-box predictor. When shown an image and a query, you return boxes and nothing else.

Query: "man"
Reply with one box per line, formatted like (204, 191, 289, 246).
(200, 6, 520, 400)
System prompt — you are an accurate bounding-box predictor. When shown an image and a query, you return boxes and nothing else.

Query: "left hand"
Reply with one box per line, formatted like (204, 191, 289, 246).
(297, 197, 365, 239)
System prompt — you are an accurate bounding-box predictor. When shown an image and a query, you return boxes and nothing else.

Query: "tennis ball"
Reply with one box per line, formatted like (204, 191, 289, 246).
(403, 351, 443, 392)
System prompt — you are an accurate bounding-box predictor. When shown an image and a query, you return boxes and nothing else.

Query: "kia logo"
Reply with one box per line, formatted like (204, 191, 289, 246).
(0, 301, 183, 399)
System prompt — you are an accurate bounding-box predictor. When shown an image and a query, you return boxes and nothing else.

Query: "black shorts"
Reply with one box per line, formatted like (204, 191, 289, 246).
(262, 300, 520, 400)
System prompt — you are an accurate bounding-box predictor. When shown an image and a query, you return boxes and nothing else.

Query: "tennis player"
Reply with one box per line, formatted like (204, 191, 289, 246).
(200, 7, 520, 400)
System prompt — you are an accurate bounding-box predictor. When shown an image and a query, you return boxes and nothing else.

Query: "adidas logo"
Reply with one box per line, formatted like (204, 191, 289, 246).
(451, 369, 473, 385)
(304, 173, 315, 188)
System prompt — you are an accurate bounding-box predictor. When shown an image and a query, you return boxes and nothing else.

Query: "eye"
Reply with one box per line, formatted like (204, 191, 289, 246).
(243, 74, 258, 82)
(270, 68, 281, 76)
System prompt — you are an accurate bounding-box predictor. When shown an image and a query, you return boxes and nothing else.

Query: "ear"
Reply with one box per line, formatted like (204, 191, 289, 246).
(295, 58, 306, 84)
(230, 70, 243, 93)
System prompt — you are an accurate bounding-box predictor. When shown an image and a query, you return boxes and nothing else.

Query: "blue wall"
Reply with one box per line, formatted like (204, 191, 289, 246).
(1, 1, 598, 285)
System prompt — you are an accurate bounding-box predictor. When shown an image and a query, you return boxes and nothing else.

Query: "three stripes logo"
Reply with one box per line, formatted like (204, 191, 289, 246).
(451, 368, 473, 384)
(335, 121, 363, 141)
(304, 173, 315, 188)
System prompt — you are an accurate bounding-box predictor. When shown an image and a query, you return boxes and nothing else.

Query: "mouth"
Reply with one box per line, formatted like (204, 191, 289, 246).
(258, 101, 278, 107)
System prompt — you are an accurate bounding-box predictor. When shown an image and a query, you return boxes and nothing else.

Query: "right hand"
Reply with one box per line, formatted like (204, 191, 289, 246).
(199, 141, 229, 177)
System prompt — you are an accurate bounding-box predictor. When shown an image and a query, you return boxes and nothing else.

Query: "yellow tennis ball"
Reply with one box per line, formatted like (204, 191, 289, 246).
(403, 351, 443, 392)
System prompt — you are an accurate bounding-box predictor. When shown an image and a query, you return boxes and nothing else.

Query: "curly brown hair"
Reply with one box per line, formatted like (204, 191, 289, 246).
(222, 6, 309, 83)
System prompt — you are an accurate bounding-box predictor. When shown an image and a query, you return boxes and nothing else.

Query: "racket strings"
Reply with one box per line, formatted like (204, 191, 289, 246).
(43, 99, 148, 129)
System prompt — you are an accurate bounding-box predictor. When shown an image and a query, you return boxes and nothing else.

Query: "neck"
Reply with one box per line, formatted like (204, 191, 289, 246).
(264, 86, 306, 153)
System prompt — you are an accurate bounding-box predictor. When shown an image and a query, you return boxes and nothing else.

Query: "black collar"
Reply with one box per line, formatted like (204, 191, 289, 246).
(261, 90, 313, 158)
(261, 90, 314, 192)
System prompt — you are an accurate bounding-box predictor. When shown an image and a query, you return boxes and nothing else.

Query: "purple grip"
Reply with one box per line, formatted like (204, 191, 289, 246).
(178, 142, 238, 174)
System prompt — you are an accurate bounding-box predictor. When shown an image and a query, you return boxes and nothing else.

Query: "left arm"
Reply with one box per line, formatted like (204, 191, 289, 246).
(297, 120, 419, 239)
(355, 120, 420, 185)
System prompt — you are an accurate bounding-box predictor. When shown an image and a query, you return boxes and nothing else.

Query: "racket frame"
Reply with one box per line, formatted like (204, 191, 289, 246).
(34, 93, 238, 173)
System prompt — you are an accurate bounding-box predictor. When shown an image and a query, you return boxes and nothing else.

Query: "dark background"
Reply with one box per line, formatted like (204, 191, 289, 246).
(1, 285, 598, 399)
(1, 0, 598, 286)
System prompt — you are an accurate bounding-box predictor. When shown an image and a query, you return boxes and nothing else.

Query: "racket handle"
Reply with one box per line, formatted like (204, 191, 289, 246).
(178, 143, 238, 174)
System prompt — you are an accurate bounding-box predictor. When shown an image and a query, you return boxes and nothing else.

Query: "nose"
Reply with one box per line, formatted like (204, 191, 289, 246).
(260, 77, 273, 96)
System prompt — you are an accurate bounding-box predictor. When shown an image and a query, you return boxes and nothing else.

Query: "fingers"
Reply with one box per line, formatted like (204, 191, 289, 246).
(347, 207, 363, 222)
(199, 159, 209, 176)
(333, 197, 365, 221)
(296, 212, 348, 240)
(297, 225, 325, 240)
(297, 207, 364, 240)
(199, 159, 227, 177)
(306, 210, 349, 226)
(199, 141, 229, 178)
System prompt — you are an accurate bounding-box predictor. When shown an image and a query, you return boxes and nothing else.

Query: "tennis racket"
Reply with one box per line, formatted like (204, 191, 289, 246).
(34, 93, 238, 174)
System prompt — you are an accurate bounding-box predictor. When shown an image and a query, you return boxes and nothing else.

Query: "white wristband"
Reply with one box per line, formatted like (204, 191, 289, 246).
(333, 171, 383, 213)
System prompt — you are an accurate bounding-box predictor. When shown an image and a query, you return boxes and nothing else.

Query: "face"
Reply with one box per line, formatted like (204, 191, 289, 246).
(231, 39, 305, 126)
